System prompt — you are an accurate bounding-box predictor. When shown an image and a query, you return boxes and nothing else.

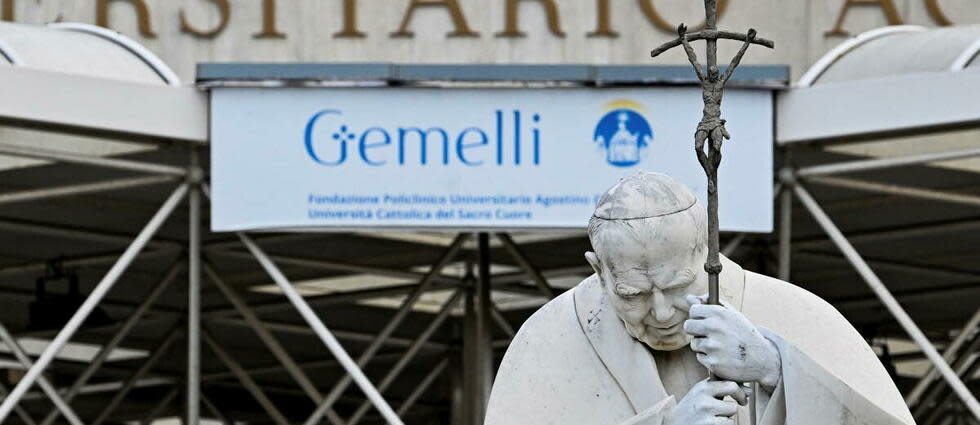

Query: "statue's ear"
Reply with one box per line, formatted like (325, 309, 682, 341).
(584, 251, 602, 278)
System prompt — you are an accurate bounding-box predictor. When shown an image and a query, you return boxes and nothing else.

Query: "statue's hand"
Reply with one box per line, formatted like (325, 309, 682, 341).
(747, 28, 757, 40)
(666, 379, 742, 425)
(684, 295, 782, 389)
(677, 23, 688, 37)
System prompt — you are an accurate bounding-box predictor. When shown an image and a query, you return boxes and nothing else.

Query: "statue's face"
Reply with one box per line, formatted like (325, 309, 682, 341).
(587, 219, 708, 351)
(708, 65, 720, 80)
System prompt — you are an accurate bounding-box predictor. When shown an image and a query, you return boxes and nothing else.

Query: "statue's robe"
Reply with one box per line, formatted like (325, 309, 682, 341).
(485, 256, 915, 425)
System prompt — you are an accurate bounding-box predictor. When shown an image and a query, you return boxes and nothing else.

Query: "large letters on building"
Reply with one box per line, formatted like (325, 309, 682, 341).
(1, 0, 970, 39)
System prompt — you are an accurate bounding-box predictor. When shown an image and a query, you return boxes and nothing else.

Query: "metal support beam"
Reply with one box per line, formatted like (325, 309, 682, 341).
(907, 307, 980, 406)
(0, 381, 36, 425)
(0, 144, 188, 176)
(0, 249, 179, 279)
(463, 233, 494, 425)
(489, 304, 516, 339)
(140, 387, 178, 425)
(238, 233, 410, 425)
(205, 316, 444, 351)
(496, 233, 557, 298)
(188, 150, 202, 425)
(346, 290, 463, 425)
(208, 249, 451, 283)
(294, 234, 468, 425)
(90, 326, 181, 425)
(917, 335, 980, 424)
(201, 391, 234, 425)
(0, 217, 180, 250)
(721, 233, 747, 257)
(796, 147, 980, 177)
(203, 262, 345, 425)
(778, 180, 793, 281)
(805, 175, 980, 208)
(0, 175, 177, 205)
(0, 183, 188, 423)
(38, 261, 183, 425)
(202, 328, 291, 425)
(0, 322, 84, 425)
(793, 183, 980, 419)
(396, 359, 449, 416)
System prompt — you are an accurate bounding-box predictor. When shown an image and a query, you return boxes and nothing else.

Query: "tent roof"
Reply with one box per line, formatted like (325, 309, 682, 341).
(799, 25, 980, 87)
(778, 26, 980, 146)
(0, 21, 178, 85)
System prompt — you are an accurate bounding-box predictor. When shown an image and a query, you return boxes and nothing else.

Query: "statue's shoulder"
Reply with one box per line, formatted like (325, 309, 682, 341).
(742, 271, 845, 321)
(488, 275, 636, 425)
(741, 270, 866, 345)
(511, 274, 596, 342)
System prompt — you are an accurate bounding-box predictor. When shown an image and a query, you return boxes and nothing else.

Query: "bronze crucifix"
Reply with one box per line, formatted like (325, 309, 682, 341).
(650, 0, 773, 307)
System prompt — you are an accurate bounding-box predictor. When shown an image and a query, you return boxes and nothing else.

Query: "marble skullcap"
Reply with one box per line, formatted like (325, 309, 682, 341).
(593, 171, 697, 220)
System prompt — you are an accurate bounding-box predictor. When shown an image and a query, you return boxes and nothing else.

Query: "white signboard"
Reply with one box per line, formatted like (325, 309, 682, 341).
(211, 87, 772, 232)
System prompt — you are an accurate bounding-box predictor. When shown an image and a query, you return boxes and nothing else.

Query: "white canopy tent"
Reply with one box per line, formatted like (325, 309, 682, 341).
(775, 24, 980, 423)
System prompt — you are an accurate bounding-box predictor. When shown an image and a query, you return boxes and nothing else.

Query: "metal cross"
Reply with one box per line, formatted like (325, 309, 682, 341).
(650, 0, 773, 307)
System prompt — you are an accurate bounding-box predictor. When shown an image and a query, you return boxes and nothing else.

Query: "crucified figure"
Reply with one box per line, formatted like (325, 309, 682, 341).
(679, 23, 757, 191)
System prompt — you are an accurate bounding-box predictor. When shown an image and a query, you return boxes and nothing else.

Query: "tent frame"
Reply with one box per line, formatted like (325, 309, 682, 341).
(0, 60, 977, 424)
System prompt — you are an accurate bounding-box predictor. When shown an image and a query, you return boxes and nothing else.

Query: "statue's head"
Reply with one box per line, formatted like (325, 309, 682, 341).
(585, 172, 708, 351)
(708, 65, 720, 81)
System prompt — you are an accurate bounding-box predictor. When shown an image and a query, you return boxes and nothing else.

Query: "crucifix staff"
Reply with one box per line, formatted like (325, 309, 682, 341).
(650, 0, 773, 307)
(651, 4, 774, 422)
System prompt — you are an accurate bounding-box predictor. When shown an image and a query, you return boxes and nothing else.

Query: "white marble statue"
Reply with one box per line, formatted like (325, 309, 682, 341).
(485, 172, 915, 425)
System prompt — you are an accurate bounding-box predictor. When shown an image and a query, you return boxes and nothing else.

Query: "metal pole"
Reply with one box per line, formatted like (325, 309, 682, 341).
(496, 233, 557, 299)
(238, 233, 407, 425)
(805, 175, 980, 208)
(188, 149, 202, 425)
(778, 179, 793, 281)
(0, 381, 36, 425)
(0, 183, 188, 423)
(476, 233, 494, 413)
(37, 261, 183, 425)
(347, 290, 464, 425)
(208, 249, 450, 283)
(0, 322, 84, 425)
(206, 316, 441, 350)
(489, 304, 516, 339)
(0, 217, 180, 250)
(203, 262, 345, 425)
(90, 326, 182, 425)
(140, 387, 179, 425)
(396, 359, 449, 416)
(907, 308, 980, 406)
(0, 175, 177, 205)
(463, 233, 494, 425)
(201, 391, 234, 425)
(793, 183, 980, 419)
(202, 328, 291, 425)
(918, 338, 980, 425)
(796, 147, 980, 177)
(294, 234, 468, 425)
(720, 233, 747, 257)
(0, 144, 188, 176)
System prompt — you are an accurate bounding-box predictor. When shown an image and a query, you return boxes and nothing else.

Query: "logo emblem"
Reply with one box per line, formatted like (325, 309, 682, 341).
(593, 100, 653, 167)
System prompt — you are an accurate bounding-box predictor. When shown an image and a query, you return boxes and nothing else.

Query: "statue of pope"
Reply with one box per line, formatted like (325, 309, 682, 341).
(485, 172, 914, 425)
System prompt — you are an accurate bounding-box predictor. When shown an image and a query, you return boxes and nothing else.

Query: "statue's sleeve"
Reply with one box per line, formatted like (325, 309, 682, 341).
(616, 397, 675, 425)
(741, 273, 916, 425)
(754, 328, 915, 425)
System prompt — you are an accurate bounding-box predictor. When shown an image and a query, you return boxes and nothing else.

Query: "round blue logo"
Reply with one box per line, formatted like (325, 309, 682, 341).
(593, 108, 653, 167)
